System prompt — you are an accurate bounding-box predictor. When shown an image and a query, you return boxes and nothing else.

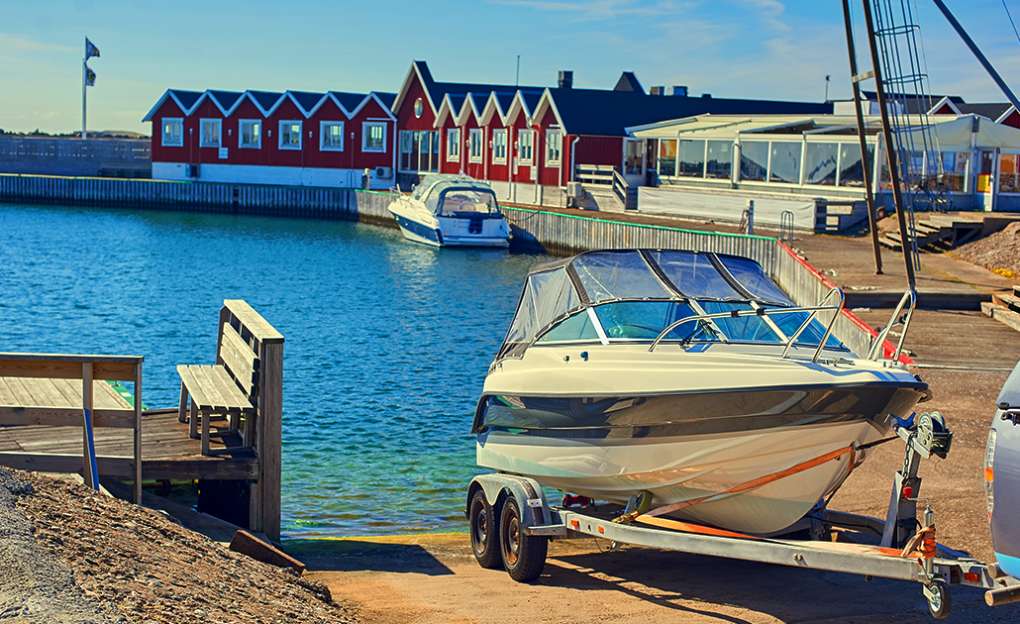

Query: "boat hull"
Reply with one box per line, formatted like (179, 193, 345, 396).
(388, 203, 509, 248)
(475, 383, 925, 534)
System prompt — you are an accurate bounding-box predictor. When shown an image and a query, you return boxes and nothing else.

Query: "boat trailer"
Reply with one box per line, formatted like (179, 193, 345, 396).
(467, 411, 1020, 619)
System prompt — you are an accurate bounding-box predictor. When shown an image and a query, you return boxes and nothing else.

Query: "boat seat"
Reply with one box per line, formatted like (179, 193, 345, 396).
(177, 322, 260, 456)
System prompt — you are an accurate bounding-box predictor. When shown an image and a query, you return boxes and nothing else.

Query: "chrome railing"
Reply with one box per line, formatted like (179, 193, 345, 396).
(866, 289, 917, 362)
(648, 287, 846, 363)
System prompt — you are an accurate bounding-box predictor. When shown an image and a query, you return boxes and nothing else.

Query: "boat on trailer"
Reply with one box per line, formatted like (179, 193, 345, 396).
(387, 175, 510, 248)
(473, 248, 927, 535)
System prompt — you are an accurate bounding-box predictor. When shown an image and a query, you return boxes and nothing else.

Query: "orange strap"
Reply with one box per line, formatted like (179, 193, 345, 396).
(634, 514, 761, 540)
(644, 444, 857, 519)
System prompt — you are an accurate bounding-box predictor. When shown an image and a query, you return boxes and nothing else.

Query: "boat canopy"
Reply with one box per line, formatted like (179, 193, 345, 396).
(412, 174, 499, 216)
(499, 249, 813, 359)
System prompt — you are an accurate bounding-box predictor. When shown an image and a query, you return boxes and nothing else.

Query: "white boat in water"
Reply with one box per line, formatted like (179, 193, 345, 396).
(474, 249, 926, 535)
(388, 175, 510, 248)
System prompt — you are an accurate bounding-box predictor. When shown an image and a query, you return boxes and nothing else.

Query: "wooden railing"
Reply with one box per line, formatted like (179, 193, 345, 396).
(0, 352, 144, 502)
(574, 164, 615, 186)
(217, 300, 284, 540)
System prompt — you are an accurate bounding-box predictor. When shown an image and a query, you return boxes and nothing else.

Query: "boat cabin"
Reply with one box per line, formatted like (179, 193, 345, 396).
(413, 175, 502, 217)
(497, 249, 846, 360)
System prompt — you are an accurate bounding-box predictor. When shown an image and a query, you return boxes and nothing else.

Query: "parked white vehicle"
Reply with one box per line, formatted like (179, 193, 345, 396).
(387, 175, 510, 248)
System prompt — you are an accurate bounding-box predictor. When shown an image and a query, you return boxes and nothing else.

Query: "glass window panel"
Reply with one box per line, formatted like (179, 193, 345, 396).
(804, 142, 837, 185)
(647, 250, 740, 300)
(769, 142, 801, 183)
(939, 151, 968, 192)
(624, 140, 642, 175)
(363, 123, 386, 152)
(537, 311, 598, 343)
(399, 131, 413, 170)
(717, 255, 794, 305)
(772, 312, 847, 351)
(595, 301, 702, 341)
(200, 119, 221, 148)
(658, 139, 677, 177)
(739, 141, 768, 181)
(162, 119, 183, 146)
(572, 251, 671, 302)
(837, 143, 873, 187)
(430, 130, 439, 172)
(705, 140, 732, 179)
(699, 301, 781, 343)
(1000, 153, 1020, 193)
(447, 128, 460, 159)
(678, 140, 705, 177)
(546, 129, 562, 163)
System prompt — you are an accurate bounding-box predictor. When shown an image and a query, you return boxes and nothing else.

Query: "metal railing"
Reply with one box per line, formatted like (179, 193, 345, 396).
(866, 289, 917, 363)
(648, 287, 847, 364)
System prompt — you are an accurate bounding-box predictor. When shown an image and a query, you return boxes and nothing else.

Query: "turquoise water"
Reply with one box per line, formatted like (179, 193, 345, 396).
(0, 202, 546, 537)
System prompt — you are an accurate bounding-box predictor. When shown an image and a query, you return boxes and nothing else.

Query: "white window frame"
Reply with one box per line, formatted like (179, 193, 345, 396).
(492, 128, 507, 164)
(161, 117, 183, 147)
(278, 120, 303, 150)
(545, 128, 562, 165)
(447, 127, 461, 161)
(319, 121, 345, 152)
(517, 128, 533, 165)
(362, 121, 387, 153)
(469, 128, 484, 163)
(238, 119, 261, 149)
(199, 118, 221, 148)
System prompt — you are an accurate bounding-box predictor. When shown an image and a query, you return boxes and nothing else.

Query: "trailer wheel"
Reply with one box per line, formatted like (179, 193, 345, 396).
(925, 580, 951, 620)
(499, 497, 547, 583)
(468, 489, 501, 569)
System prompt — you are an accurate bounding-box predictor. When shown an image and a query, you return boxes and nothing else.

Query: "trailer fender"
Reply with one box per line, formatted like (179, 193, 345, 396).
(467, 474, 550, 529)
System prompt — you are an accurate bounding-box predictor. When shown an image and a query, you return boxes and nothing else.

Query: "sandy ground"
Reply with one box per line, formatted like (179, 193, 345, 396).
(302, 308, 1020, 624)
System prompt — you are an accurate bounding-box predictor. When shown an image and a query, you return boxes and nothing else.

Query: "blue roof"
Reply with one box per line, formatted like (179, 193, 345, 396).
(168, 89, 203, 111)
(289, 90, 326, 113)
(207, 89, 243, 111)
(329, 91, 368, 113)
(248, 90, 284, 112)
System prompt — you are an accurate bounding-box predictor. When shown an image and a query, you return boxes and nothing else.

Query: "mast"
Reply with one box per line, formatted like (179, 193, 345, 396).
(841, 0, 883, 275)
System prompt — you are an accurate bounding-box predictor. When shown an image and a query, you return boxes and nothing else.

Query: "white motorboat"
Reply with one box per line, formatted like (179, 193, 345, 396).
(388, 175, 510, 248)
(473, 249, 927, 535)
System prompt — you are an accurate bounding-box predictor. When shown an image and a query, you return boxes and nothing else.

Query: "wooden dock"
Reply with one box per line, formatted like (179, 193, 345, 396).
(0, 300, 283, 540)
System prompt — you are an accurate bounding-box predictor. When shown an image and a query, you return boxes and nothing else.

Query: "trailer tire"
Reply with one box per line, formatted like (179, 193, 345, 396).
(499, 497, 547, 583)
(925, 580, 951, 619)
(469, 489, 502, 569)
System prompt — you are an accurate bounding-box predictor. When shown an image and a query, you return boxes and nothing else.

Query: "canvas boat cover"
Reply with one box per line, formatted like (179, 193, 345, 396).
(500, 249, 797, 358)
(412, 174, 499, 215)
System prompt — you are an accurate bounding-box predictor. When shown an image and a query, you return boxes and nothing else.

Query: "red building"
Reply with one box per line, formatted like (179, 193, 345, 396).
(143, 88, 397, 188)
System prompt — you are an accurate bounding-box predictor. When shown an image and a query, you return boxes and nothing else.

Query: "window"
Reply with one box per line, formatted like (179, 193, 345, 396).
(320, 121, 344, 151)
(546, 128, 562, 164)
(999, 153, 1020, 193)
(238, 119, 261, 149)
(678, 139, 705, 177)
(940, 151, 969, 192)
(657, 139, 677, 176)
(623, 139, 642, 175)
(447, 127, 461, 161)
(705, 140, 732, 179)
(739, 141, 768, 181)
(517, 129, 533, 164)
(490, 129, 505, 163)
(279, 120, 302, 150)
(363, 122, 387, 153)
(769, 142, 801, 183)
(399, 131, 413, 170)
(199, 118, 221, 148)
(804, 142, 837, 186)
(429, 130, 439, 172)
(161, 118, 183, 147)
(837, 143, 873, 187)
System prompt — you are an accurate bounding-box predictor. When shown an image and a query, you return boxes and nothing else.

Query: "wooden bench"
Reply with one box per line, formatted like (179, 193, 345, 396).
(178, 321, 260, 456)
(0, 352, 144, 502)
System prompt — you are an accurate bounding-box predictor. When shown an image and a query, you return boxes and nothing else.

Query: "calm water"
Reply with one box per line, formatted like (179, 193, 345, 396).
(0, 202, 546, 537)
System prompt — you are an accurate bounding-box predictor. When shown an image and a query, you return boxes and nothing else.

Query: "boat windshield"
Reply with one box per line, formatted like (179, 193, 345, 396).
(499, 249, 846, 359)
(433, 188, 499, 216)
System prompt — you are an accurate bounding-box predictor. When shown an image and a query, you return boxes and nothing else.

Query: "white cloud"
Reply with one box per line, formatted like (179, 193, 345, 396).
(0, 33, 75, 54)
(490, 0, 688, 20)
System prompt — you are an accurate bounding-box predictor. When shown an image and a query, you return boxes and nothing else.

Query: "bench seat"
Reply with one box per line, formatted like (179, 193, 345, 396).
(177, 364, 253, 413)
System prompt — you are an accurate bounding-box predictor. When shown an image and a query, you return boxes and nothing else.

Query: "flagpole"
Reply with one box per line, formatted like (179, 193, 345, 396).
(81, 38, 87, 140)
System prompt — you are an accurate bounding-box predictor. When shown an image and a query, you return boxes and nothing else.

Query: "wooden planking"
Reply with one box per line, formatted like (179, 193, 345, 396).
(177, 365, 252, 412)
(0, 357, 140, 381)
(0, 377, 133, 428)
(0, 407, 136, 428)
(218, 323, 258, 396)
(224, 300, 283, 342)
(0, 451, 257, 480)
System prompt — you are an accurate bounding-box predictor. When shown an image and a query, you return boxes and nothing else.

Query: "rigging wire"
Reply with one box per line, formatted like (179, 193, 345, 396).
(1004, 0, 1020, 46)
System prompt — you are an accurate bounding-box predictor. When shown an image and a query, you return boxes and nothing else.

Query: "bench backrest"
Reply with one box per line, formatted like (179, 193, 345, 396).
(217, 323, 260, 403)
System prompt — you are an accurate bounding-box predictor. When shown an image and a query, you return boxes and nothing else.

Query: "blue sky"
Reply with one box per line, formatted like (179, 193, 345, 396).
(1, 0, 1018, 133)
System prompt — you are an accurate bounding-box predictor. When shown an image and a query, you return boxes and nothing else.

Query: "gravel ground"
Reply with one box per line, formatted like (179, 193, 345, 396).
(953, 221, 1020, 277)
(2, 468, 357, 624)
(0, 469, 120, 623)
